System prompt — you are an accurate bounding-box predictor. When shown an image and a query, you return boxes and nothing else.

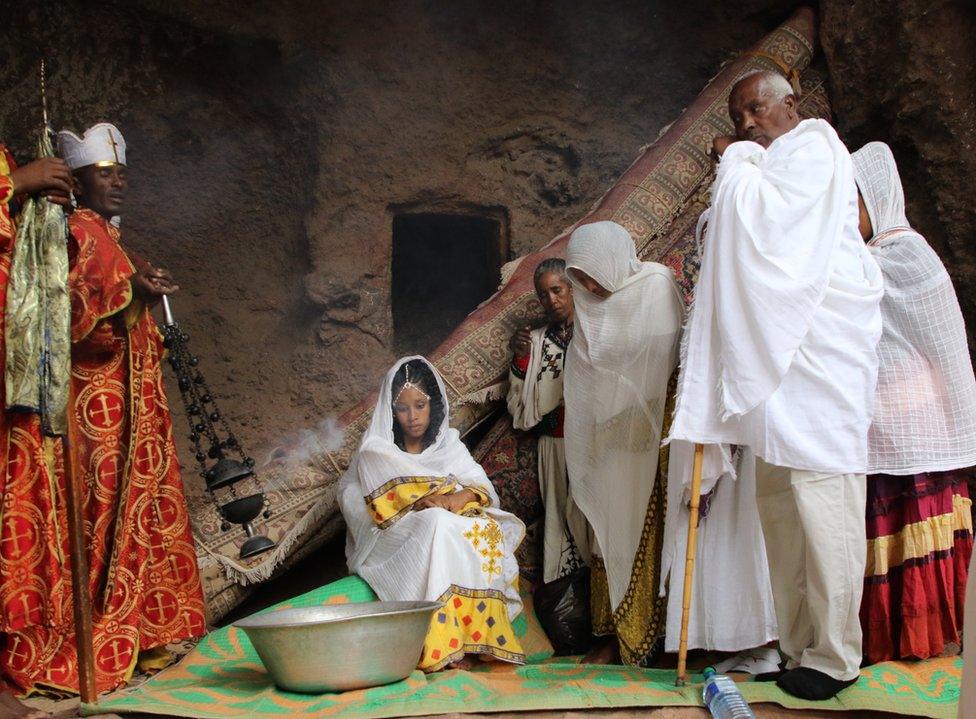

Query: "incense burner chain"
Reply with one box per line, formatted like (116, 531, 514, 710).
(161, 296, 276, 560)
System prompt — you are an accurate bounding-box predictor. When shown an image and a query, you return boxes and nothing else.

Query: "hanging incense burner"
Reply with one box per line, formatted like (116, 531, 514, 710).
(161, 296, 276, 559)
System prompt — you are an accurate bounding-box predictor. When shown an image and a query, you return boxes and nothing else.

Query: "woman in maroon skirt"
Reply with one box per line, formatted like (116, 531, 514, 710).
(853, 142, 976, 664)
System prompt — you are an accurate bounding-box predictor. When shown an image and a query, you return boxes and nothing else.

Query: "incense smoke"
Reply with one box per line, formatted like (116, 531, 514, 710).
(263, 416, 345, 470)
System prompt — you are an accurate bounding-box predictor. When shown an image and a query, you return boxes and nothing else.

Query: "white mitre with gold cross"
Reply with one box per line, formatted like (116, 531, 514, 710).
(57, 122, 126, 170)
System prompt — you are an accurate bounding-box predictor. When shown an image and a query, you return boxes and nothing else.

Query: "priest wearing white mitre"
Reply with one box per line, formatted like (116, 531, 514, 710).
(667, 70, 884, 701)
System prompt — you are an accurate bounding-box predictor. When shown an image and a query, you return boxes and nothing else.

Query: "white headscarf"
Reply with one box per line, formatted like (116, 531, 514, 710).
(563, 221, 684, 609)
(853, 143, 976, 474)
(565, 221, 644, 293)
(340, 356, 501, 570)
(852, 141, 910, 235)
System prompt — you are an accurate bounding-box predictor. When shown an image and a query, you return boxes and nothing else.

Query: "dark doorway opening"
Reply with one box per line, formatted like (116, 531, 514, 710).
(392, 212, 505, 355)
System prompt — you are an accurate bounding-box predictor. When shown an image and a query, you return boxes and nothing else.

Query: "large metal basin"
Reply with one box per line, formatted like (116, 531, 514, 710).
(234, 600, 441, 693)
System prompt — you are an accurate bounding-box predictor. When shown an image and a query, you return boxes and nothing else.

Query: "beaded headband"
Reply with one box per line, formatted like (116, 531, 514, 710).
(394, 364, 431, 404)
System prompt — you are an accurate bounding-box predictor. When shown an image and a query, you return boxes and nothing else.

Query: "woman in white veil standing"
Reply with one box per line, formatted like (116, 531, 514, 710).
(339, 356, 526, 671)
(852, 142, 976, 665)
(563, 221, 684, 664)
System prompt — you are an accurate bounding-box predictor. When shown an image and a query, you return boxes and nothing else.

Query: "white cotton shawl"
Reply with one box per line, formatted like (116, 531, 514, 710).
(563, 221, 684, 609)
(507, 327, 558, 431)
(659, 212, 776, 651)
(669, 119, 883, 473)
(660, 446, 777, 651)
(340, 356, 504, 572)
(853, 142, 976, 474)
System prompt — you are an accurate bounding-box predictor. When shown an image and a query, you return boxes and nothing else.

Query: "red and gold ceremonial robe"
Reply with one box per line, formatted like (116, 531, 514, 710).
(0, 147, 74, 690)
(0, 201, 205, 694)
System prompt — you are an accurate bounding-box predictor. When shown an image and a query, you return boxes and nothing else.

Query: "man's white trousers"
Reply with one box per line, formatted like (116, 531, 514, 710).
(755, 459, 866, 681)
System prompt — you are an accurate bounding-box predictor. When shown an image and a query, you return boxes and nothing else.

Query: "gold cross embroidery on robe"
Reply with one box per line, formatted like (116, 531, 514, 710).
(463, 519, 504, 580)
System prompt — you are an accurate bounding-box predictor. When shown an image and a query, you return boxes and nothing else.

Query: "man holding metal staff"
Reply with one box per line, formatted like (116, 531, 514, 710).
(0, 123, 205, 698)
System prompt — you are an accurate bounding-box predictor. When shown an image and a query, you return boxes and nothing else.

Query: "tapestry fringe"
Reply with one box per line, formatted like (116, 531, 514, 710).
(196, 489, 339, 586)
(456, 380, 509, 408)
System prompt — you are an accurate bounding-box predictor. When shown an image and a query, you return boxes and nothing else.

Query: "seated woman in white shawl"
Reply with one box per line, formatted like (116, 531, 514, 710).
(339, 357, 526, 671)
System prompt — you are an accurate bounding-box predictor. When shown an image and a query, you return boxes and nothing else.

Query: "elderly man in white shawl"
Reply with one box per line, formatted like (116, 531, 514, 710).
(563, 221, 684, 665)
(339, 357, 526, 672)
(668, 70, 884, 700)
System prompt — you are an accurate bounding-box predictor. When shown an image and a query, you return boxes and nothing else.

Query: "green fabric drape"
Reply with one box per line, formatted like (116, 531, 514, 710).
(4, 129, 71, 436)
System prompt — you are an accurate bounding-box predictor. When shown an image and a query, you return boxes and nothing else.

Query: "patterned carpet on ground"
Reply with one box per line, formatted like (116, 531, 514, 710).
(82, 576, 961, 719)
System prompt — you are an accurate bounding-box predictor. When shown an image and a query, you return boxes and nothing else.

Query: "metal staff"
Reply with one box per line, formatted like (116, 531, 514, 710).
(41, 59, 98, 704)
(63, 389, 97, 703)
(675, 442, 704, 687)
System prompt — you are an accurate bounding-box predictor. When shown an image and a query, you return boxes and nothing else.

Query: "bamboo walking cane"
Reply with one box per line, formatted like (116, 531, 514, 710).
(675, 442, 705, 687)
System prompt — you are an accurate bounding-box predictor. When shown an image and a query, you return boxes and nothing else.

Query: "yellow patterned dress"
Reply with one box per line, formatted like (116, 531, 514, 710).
(589, 380, 675, 666)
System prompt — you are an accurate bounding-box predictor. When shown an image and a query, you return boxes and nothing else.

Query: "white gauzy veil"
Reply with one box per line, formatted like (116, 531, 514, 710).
(563, 221, 684, 609)
(852, 143, 976, 474)
(852, 141, 910, 236)
(357, 355, 453, 476)
(340, 356, 501, 570)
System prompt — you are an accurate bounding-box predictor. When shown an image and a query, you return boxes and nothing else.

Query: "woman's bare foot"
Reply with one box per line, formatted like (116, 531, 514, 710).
(447, 655, 477, 671)
(581, 637, 619, 665)
(0, 692, 47, 719)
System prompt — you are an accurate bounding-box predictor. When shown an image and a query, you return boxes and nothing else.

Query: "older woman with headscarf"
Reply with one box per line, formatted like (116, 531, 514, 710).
(562, 221, 684, 665)
(852, 142, 976, 665)
(339, 356, 526, 672)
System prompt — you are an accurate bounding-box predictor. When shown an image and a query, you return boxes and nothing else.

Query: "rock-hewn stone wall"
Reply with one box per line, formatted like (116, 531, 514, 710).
(0, 0, 800, 459)
(821, 0, 976, 348)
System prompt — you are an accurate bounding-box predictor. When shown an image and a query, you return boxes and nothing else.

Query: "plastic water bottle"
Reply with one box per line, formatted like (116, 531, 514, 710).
(701, 667, 756, 719)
